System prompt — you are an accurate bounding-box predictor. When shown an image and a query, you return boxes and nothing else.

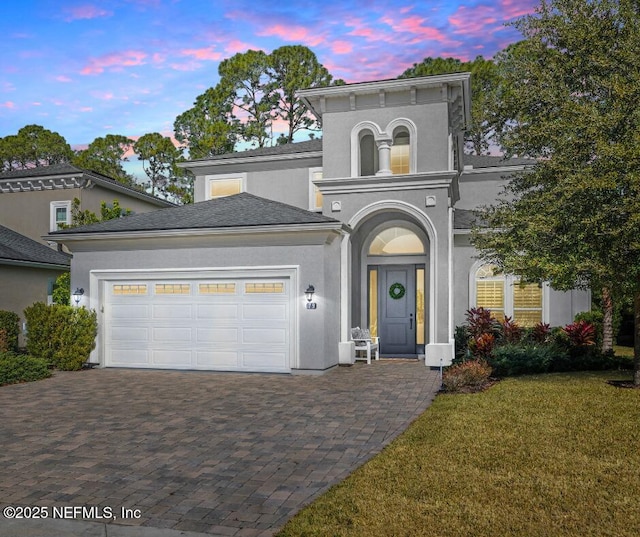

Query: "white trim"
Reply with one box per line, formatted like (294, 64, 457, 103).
(204, 172, 247, 200)
(89, 265, 299, 370)
(49, 200, 71, 232)
(348, 200, 438, 346)
(308, 167, 323, 212)
(350, 121, 385, 177)
(180, 151, 322, 169)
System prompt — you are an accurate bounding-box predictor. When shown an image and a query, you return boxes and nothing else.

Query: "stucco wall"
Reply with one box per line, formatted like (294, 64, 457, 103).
(0, 264, 67, 346)
(69, 233, 342, 371)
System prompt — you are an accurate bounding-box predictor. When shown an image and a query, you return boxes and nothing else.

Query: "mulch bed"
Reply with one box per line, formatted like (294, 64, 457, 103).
(607, 379, 640, 389)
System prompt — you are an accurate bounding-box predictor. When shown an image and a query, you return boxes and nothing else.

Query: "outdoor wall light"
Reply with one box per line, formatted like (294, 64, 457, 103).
(73, 288, 84, 305)
(305, 284, 317, 309)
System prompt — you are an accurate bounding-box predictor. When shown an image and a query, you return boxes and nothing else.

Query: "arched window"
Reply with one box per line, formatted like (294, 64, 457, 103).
(359, 130, 378, 176)
(390, 127, 410, 175)
(369, 227, 425, 255)
(475, 265, 505, 320)
(474, 264, 543, 327)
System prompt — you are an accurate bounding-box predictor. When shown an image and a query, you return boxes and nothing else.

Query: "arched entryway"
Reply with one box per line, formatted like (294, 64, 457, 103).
(347, 204, 434, 357)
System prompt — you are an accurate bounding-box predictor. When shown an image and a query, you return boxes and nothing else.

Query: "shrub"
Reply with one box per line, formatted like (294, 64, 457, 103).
(442, 359, 492, 393)
(500, 316, 523, 344)
(0, 310, 20, 352)
(24, 303, 97, 371)
(465, 307, 500, 339)
(562, 320, 596, 347)
(469, 332, 496, 359)
(489, 344, 568, 377)
(52, 272, 70, 306)
(453, 325, 472, 364)
(0, 352, 51, 386)
(529, 322, 551, 344)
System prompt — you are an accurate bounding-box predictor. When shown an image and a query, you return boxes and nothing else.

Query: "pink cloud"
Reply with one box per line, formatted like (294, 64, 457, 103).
(499, 0, 538, 19)
(1, 101, 15, 109)
(380, 14, 447, 43)
(181, 47, 223, 61)
(64, 5, 113, 22)
(225, 40, 256, 55)
(331, 40, 353, 55)
(257, 24, 325, 47)
(32, 102, 42, 106)
(449, 6, 499, 37)
(56, 75, 72, 82)
(80, 107, 93, 112)
(81, 50, 147, 75)
(90, 90, 114, 100)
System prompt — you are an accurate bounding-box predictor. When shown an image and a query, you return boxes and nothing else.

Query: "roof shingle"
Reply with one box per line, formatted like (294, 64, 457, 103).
(0, 225, 71, 267)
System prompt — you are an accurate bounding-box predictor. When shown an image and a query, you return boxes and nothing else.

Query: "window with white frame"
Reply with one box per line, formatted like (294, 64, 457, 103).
(390, 127, 410, 175)
(473, 264, 544, 327)
(308, 167, 323, 211)
(205, 173, 246, 200)
(50, 200, 71, 231)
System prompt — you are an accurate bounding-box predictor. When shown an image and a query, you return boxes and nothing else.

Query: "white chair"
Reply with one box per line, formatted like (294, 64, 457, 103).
(351, 327, 380, 365)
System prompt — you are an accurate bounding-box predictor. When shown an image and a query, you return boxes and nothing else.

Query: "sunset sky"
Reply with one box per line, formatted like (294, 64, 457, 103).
(0, 0, 538, 150)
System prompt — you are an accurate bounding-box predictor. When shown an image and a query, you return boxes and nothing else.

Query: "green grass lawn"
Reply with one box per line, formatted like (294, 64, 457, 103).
(277, 371, 640, 537)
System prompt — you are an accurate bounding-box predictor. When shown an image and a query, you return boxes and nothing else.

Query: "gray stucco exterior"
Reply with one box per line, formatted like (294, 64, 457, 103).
(48, 73, 588, 372)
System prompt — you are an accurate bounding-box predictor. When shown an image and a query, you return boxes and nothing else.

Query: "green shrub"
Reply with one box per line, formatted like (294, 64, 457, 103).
(0, 352, 51, 386)
(24, 303, 97, 371)
(0, 311, 20, 352)
(442, 359, 492, 393)
(489, 344, 568, 377)
(52, 272, 70, 306)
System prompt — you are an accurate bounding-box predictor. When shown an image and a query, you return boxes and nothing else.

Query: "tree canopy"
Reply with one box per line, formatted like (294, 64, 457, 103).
(174, 45, 341, 156)
(0, 125, 73, 171)
(471, 0, 640, 383)
(73, 134, 136, 187)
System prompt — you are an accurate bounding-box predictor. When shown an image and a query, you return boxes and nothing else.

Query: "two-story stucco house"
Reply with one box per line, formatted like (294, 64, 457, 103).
(48, 73, 590, 373)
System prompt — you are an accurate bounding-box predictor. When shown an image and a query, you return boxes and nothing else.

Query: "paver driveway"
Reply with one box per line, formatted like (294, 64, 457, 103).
(0, 361, 440, 536)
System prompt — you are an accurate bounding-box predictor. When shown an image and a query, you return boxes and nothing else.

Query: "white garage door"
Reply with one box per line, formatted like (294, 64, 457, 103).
(104, 277, 292, 372)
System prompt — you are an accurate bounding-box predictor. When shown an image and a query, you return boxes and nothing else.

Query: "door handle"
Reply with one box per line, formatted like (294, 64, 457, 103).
(409, 313, 413, 329)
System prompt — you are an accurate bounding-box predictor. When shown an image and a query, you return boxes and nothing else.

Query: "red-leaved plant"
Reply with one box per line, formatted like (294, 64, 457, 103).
(562, 320, 595, 347)
(501, 316, 523, 344)
(465, 307, 499, 339)
(469, 332, 496, 359)
(530, 322, 551, 344)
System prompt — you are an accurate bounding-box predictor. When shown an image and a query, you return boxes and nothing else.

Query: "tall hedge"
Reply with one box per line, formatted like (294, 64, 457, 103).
(0, 311, 20, 352)
(24, 303, 97, 371)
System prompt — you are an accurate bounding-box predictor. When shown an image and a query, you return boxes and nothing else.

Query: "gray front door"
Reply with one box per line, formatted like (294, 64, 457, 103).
(378, 265, 416, 355)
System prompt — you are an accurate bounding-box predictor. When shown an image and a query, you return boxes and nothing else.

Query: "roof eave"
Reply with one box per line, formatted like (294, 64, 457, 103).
(179, 150, 323, 170)
(0, 258, 70, 270)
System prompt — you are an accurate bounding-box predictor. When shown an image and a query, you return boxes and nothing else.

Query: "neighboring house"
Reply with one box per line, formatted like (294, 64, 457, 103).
(0, 163, 174, 246)
(0, 224, 70, 344)
(48, 73, 589, 374)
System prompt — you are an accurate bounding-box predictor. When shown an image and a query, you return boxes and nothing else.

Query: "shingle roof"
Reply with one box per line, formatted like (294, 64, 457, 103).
(50, 192, 341, 235)
(188, 139, 323, 163)
(463, 154, 536, 168)
(0, 225, 71, 267)
(0, 163, 173, 207)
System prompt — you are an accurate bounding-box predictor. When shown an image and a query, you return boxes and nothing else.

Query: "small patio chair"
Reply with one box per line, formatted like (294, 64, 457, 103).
(351, 327, 380, 365)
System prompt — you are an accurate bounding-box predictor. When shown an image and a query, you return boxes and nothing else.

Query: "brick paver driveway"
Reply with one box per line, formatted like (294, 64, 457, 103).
(0, 361, 440, 536)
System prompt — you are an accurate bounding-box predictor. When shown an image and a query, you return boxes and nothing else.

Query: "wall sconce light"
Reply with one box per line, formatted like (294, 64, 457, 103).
(305, 284, 317, 309)
(73, 288, 84, 305)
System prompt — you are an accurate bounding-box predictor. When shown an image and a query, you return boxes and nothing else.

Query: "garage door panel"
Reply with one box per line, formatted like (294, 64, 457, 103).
(196, 351, 239, 367)
(105, 276, 292, 372)
(111, 326, 149, 342)
(197, 327, 238, 343)
(242, 303, 287, 320)
(111, 304, 150, 320)
(243, 328, 287, 344)
(152, 350, 192, 366)
(242, 352, 288, 369)
(109, 349, 150, 366)
(152, 304, 192, 320)
(197, 304, 239, 320)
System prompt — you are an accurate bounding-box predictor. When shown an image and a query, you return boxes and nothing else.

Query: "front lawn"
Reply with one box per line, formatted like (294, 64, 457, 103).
(277, 371, 640, 537)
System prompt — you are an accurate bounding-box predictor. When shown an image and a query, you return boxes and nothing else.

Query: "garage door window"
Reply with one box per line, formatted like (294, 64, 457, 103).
(155, 283, 191, 295)
(199, 283, 236, 294)
(245, 282, 284, 294)
(113, 284, 148, 295)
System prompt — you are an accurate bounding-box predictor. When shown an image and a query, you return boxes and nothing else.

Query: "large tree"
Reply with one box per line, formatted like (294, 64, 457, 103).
(399, 56, 499, 155)
(73, 134, 136, 187)
(268, 45, 342, 144)
(0, 125, 73, 171)
(471, 0, 640, 383)
(174, 85, 238, 159)
(218, 49, 276, 148)
(133, 132, 191, 203)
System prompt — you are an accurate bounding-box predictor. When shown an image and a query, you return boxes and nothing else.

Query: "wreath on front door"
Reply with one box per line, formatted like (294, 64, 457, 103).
(389, 282, 406, 300)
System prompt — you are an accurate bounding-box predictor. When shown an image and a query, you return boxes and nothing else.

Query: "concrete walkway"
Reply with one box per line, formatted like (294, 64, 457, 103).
(0, 361, 440, 536)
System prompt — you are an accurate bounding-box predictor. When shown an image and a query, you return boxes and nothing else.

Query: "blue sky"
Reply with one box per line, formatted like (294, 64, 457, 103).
(0, 0, 538, 150)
